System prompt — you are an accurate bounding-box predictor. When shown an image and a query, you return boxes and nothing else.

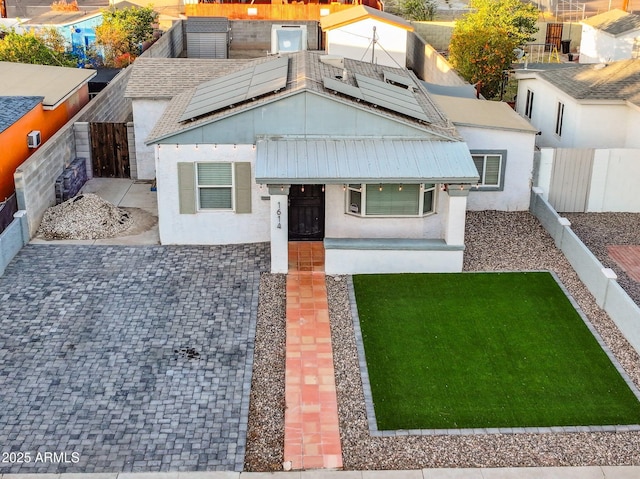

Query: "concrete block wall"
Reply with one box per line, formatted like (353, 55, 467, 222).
(0, 211, 29, 276)
(74, 122, 92, 179)
(530, 187, 640, 355)
(127, 122, 138, 180)
(78, 67, 133, 123)
(14, 126, 76, 236)
(230, 20, 320, 51)
(407, 31, 466, 85)
(140, 20, 185, 59)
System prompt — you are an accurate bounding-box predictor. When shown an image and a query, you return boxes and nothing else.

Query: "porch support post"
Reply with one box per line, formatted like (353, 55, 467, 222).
(268, 185, 290, 274)
(443, 184, 471, 246)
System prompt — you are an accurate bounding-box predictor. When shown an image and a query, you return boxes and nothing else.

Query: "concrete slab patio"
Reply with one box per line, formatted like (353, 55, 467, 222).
(0, 243, 269, 473)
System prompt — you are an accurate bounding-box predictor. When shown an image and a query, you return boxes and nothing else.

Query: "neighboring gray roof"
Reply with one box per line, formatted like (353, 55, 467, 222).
(0, 96, 42, 134)
(22, 9, 102, 26)
(145, 51, 459, 144)
(431, 95, 538, 133)
(0, 62, 96, 109)
(186, 17, 229, 33)
(320, 5, 413, 31)
(581, 9, 640, 36)
(422, 82, 478, 99)
(255, 138, 479, 184)
(530, 59, 640, 106)
(125, 57, 273, 99)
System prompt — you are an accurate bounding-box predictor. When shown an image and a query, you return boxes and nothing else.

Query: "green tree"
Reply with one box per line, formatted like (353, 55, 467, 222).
(0, 29, 76, 67)
(401, 0, 437, 21)
(95, 6, 158, 67)
(449, 0, 538, 99)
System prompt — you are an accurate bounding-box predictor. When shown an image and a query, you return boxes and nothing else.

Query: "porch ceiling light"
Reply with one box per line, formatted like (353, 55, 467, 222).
(379, 184, 383, 191)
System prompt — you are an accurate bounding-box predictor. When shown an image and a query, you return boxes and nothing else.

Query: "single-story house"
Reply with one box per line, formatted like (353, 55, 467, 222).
(129, 51, 538, 275)
(320, 5, 413, 68)
(579, 9, 640, 64)
(0, 62, 95, 200)
(515, 59, 640, 148)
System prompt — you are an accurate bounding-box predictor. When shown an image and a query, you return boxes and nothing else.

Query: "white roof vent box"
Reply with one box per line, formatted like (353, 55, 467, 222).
(271, 25, 308, 54)
(28, 130, 41, 149)
(320, 54, 345, 69)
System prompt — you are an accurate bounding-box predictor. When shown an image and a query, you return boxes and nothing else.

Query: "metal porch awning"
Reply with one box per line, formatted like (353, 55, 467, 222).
(254, 138, 479, 184)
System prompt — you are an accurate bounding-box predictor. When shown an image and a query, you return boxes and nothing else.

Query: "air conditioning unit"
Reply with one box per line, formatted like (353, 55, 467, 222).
(28, 130, 41, 149)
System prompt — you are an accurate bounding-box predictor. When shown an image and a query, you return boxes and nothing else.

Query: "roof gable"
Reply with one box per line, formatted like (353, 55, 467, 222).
(320, 5, 413, 31)
(145, 51, 459, 144)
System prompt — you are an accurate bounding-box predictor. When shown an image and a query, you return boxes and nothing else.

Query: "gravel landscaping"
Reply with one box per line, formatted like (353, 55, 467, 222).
(564, 212, 640, 307)
(245, 211, 640, 471)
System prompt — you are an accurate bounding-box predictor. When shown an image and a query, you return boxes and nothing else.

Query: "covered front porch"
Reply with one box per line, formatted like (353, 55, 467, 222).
(255, 138, 480, 274)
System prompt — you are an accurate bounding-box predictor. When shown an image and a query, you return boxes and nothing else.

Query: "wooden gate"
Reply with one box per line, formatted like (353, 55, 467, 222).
(90, 122, 130, 178)
(548, 148, 594, 212)
(545, 23, 563, 52)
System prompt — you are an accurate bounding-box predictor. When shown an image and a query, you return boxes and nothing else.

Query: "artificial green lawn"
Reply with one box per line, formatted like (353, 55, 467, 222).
(353, 272, 640, 430)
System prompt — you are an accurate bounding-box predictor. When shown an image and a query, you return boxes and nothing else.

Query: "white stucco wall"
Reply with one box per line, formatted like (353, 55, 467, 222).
(624, 106, 640, 147)
(587, 148, 640, 212)
(133, 99, 170, 180)
(579, 25, 639, 64)
(459, 126, 535, 211)
(516, 76, 631, 149)
(326, 19, 408, 68)
(324, 184, 446, 239)
(155, 144, 270, 245)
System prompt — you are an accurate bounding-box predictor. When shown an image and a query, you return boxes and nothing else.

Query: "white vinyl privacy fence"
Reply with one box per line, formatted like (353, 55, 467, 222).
(530, 187, 640, 352)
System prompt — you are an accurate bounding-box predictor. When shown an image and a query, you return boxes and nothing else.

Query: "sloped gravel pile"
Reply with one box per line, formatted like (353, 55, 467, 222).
(564, 212, 640, 306)
(37, 193, 132, 240)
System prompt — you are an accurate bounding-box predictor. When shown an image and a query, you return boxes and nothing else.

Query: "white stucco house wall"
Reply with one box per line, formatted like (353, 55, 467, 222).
(320, 5, 413, 68)
(127, 51, 537, 274)
(431, 95, 538, 211)
(579, 9, 640, 64)
(514, 59, 640, 149)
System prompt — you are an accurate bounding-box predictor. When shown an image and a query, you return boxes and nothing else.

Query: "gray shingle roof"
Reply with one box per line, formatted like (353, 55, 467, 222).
(535, 59, 640, 106)
(145, 51, 459, 144)
(581, 9, 640, 36)
(0, 96, 43, 134)
(125, 57, 275, 99)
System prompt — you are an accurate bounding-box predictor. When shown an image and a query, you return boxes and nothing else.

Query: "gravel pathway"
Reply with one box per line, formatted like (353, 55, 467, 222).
(564, 212, 640, 307)
(245, 211, 640, 470)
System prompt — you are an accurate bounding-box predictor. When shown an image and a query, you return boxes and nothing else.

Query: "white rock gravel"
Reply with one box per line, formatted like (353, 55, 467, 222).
(37, 193, 133, 240)
(246, 211, 640, 471)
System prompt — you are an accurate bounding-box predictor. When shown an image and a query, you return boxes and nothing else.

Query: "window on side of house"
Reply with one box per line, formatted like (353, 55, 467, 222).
(346, 184, 436, 217)
(525, 89, 534, 119)
(471, 151, 505, 190)
(555, 101, 565, 137)
(197, 162, 233, 210)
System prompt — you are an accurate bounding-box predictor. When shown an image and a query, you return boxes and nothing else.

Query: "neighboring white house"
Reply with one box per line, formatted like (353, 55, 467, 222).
(514, 59, 640, 149)
(431, 94, 538, 211)
(579, 9, 640, 64)
(320, 5, 413, 68)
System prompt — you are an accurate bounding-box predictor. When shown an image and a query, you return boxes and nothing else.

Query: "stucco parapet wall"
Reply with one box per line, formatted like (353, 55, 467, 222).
(324, 238, 465, 251)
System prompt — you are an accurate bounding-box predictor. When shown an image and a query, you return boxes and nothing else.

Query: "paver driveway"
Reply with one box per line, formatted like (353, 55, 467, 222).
(0, 243, 269, 473)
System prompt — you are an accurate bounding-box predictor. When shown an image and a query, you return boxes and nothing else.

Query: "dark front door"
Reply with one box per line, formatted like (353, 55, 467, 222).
(288, 184, 325, 241)
(545, 23, 563, 52)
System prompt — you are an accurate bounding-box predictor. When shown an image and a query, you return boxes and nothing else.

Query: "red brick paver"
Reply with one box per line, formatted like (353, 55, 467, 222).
(284, 242, 343, 470)
(608, 245, 640, 282)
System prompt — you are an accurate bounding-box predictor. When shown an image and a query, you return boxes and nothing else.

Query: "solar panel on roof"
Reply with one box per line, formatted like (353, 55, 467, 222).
(383, 71, 415, 90)
(322, 77, 364, 100)
(355, 73, 430, 122)
(179, 56, 289, 122)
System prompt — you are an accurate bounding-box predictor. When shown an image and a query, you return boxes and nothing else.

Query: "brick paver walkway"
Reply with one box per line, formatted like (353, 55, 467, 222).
(284, 242, 342, 470)
(0, 244, 268, 473)
(608, 245, 640, 282)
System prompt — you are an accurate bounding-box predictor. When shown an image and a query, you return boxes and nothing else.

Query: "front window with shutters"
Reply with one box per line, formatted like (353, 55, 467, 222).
(346, 183, 436, 217)
(471, 151, 505, 190)
(197, 163, 233, 210)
